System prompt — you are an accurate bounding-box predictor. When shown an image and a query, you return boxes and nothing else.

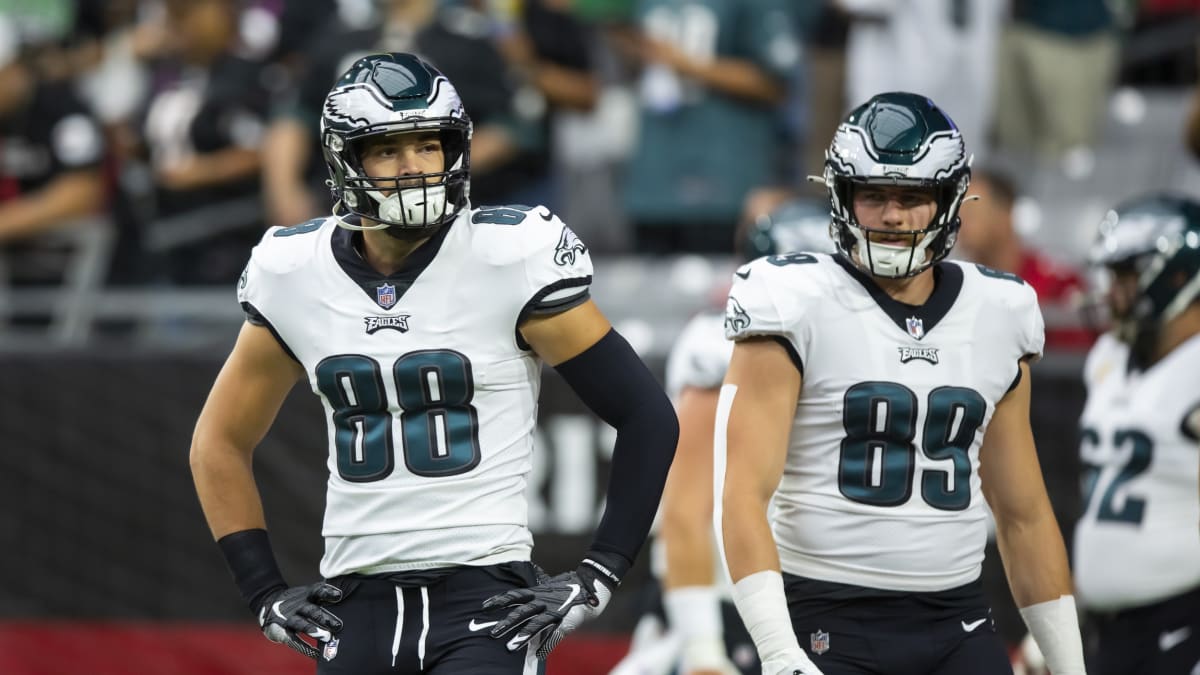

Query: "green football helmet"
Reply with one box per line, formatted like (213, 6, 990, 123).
(321, 53, 472, 235)
(740, 198, 837, 262)
(1088, 193, 1200, 347)
(818, 92, 972, 278)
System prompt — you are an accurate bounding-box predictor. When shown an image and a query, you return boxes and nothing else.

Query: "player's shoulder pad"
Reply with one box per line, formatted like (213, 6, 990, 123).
(466, 203, 592, 275)
(248, 216, 333, 275)
(238, 217, 332, 307)
(725, 252, 833, 340)
(959, 260, 1040, 315)
(957, 261, 1044, 359)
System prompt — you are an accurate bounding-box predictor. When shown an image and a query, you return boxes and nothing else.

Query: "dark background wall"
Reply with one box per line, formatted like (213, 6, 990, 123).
(0, 350, 1086, 637)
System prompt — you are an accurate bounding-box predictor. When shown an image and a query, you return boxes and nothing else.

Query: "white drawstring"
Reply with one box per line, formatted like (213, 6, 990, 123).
(418, 586, 431, 670)
(391, 586, 405, 668)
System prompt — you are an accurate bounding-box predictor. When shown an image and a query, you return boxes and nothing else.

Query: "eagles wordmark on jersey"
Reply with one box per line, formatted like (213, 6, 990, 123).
(238, 204, 592, 578)
(724, 253, 1044, 592)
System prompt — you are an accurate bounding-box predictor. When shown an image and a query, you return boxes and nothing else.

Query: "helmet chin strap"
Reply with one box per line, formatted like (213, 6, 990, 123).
(369, 184, 447, 226)
(851, 230, 939, 278)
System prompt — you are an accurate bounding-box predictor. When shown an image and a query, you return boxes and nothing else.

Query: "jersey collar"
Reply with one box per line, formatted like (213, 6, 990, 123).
(833, 254, 963, 340)
(331, 221, 454, 307)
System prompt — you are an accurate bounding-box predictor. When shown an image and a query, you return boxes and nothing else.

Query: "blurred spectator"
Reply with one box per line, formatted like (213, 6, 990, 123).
(131, 0, 270, 285)
(262, 0, 561, 227)
(798, 3, 849, 191)
(993, 0, 1118, 162)
(617, 0, 800, 254)
(736, 4, 849, 238)
(0, 14, 106, 244)
(957, 167, 1094, 350)
(839, 0, 1004, 160)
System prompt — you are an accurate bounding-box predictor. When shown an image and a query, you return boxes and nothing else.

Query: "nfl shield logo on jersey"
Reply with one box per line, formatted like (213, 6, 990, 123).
(810, 629, 830, 655)
(906, 316, 925, 340)
(375, 283, 398, 309)
(322, 637, 340, 661)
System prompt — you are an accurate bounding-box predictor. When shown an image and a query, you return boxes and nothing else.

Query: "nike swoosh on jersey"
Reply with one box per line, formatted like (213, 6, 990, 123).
(468, 619, 499, 632)
(961, 618, 987, 632)
(1159, 626, 1191, 652)
(557, 584, 580, 611)
(735, 268, 751, 280)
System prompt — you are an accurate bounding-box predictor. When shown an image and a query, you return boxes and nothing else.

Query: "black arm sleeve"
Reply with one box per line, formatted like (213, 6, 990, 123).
(552, 329, 679, 580)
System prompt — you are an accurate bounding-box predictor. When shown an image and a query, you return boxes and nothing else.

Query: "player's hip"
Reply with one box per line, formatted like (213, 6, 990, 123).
(782, 574, 1010, 675)
(318, 562, 543, 675)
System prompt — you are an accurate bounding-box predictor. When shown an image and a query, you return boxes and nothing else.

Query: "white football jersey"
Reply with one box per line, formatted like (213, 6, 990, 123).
(1073, 333, 1200, 611)
(237, 205, 593, 578)
(725, 253, 1044, 592)
(665, 311, 733, 400)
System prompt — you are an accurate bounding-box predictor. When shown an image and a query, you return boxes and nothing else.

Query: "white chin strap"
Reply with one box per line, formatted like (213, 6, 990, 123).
(373, 184, 446, 226)
(851, 229, 938, 278)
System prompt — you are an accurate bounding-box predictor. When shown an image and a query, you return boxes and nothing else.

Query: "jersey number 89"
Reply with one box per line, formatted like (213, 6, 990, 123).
(839, 381, 986, 510)
(315, 350, 480, 482)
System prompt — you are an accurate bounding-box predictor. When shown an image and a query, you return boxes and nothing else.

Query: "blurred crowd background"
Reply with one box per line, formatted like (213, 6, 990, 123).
(1, 0, 1199, 351)
(2, 1, 1200, 673)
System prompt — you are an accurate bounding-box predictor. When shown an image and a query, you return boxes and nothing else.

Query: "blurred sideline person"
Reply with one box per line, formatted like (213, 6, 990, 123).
(0, 14, 106, 243)
(190, 53, 678, 674)
(1070, 195, 1200, 675)
(610, 201, 837, 675)
(720, 92, 1086, 675)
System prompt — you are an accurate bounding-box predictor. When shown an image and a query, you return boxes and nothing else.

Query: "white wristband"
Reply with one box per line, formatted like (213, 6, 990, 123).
(665, 586, 726, 669)
(1019, 595, 1086, 675)
(731, 570, 803, 664)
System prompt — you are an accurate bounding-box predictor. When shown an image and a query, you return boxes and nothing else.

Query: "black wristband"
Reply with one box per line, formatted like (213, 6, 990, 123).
(581, 548, 631, 587)
(216, 528, 288, 613)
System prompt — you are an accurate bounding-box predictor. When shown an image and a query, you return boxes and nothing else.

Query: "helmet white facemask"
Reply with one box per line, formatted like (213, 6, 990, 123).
(849, 228, 945, 278)
(333, 164, 448, 231)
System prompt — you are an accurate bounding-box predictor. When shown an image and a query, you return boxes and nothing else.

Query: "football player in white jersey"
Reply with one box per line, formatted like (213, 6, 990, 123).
(719, 92, 1086, 675)
(610, 201, 839, 675)
(189, 53, 679, 674)
(1071, 194, 1200, 674)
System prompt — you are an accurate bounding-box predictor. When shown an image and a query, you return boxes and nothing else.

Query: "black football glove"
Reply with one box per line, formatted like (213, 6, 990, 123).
(481, 558, 619, 658)
(256, 582, 344, 659)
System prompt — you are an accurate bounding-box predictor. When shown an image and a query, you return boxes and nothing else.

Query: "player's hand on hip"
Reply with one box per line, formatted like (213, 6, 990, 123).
(256, 582, 343, 659)
(481, 559, 618, 658)
(761, 651, 825, 675)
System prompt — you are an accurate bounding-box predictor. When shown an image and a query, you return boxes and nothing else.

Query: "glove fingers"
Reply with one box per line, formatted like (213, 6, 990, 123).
(482, 588, 534, 609)
(489, 602, 544, 638)
(298, 604, 344, 633)
(308, 583, 343, 604)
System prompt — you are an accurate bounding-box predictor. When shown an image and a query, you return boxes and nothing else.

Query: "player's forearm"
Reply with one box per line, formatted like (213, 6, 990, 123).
(190, 438, 268, 539)
(721, 494, 780, 582)
(662, 508, 717, 588)
(995, 510, 1073, 607)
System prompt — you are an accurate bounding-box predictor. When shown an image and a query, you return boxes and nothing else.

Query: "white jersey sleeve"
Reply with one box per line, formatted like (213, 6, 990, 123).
(724, 256, 821, 370)
(665, 311, 731, 398)
(236, 218, 328, 352)
(515, 210, 593, 321)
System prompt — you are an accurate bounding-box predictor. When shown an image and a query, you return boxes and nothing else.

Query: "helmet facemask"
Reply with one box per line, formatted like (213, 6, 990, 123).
(324, 120, 470, 237)
(827, 171, 968, 279)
